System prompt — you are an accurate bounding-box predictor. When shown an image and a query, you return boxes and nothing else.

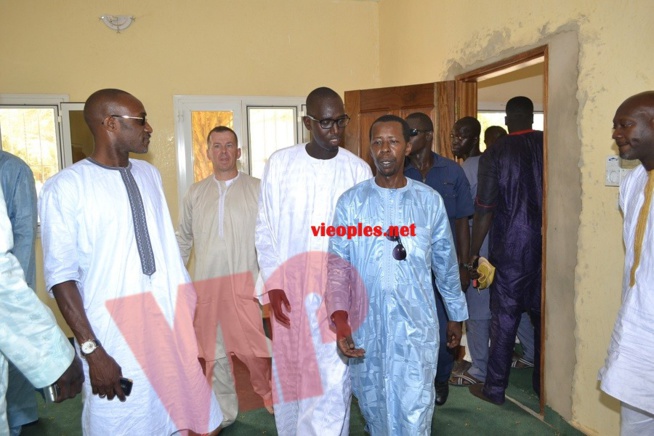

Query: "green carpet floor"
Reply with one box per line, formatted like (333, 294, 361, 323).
(21, 368, 582, 436)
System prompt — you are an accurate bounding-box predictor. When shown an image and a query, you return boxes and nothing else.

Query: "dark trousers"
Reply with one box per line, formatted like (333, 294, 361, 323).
(483, 306, 541, 403)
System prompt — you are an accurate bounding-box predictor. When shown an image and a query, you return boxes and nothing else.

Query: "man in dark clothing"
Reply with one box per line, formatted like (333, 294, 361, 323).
(404, 112, 474, 406)
(468, 97, 543, 405)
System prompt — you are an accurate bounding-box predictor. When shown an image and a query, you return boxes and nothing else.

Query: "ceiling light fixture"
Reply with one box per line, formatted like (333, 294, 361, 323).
(100, 15, 135, 33)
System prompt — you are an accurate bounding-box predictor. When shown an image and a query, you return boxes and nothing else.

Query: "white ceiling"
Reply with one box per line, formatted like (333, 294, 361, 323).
(477, 62, 544, 112)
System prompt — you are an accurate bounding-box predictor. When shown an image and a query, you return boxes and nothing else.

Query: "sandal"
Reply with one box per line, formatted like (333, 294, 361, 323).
(449, 370, 482, 386)
(452, 359, 472, 376)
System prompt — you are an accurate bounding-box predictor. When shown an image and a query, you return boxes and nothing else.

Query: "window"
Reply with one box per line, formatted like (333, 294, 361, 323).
(247, 106, 298, 178)
(174, 95, 306, 210)
(0, 94, 69, 198)
(191, 110, 234, 183)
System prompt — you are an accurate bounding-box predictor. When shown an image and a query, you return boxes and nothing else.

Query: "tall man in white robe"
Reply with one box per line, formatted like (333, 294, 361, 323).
(327, 115, 468, 435)
(40, 89, 222, 436)
(600, 91, 654, 435)
(255, 87, 372, 435)
(0, 185, 84, 435)
(177, 126, 273, 425)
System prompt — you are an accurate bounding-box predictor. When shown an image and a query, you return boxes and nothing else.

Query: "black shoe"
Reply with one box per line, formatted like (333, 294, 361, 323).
(435, 380, 449, 406)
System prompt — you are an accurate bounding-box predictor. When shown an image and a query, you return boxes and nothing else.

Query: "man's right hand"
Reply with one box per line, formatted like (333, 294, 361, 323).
(86, 347, 127, 402)
(54, 355, 84, 402)
(332, 310, 365, 358)
(269, 289, 291, 328)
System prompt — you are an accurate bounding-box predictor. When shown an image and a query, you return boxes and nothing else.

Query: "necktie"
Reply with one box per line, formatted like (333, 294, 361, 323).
(630, 170, 654, 287)
(118, 165, 156, 276)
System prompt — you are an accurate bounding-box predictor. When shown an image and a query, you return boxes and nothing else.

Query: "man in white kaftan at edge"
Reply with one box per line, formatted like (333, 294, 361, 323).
(40, 89, 222, 436)
(177, 126, 273, 426)
(0, 186, 84, 435)
(326, 115, 468, 435)
(599, 91, 654, 435)
(255, 87, 372, 435)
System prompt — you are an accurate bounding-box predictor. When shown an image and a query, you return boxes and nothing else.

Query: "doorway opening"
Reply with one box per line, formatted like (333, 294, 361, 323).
(345, 32, 580, 423)
(456, 47, 547, 414)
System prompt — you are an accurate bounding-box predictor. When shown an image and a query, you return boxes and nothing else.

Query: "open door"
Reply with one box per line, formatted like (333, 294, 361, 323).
(344, 81, 477, 168)
(456, 46, 548, 414)
(345, 61, 548, 414)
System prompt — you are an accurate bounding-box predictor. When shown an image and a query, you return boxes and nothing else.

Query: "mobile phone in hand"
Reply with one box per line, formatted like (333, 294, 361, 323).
(120, 377, 133, 396)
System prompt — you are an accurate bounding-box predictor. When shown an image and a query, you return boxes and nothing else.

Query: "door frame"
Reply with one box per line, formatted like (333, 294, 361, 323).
(455, 45, 548, 413)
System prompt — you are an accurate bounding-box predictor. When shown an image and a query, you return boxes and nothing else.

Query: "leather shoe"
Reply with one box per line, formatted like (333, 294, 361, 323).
(435, 380, 449, 406)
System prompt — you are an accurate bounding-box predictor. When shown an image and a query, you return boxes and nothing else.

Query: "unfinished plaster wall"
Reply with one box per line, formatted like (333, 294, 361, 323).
(377, 0, 654, 434)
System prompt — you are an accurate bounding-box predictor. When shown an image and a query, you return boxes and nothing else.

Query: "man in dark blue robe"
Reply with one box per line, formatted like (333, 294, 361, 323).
(468, 96, 543, 405)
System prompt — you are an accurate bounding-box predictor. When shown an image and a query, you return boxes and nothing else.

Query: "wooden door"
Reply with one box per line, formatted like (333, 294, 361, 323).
(344, 81, 476, 169)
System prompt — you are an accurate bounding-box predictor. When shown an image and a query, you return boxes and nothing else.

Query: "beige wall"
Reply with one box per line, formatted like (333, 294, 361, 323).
(1, 0, 379, 340)
(4, 0, 652, 434)
(0, 0, 380, 220)
(377, 0, 654, 434)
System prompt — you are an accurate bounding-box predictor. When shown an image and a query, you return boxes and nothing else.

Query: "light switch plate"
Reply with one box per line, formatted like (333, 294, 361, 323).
(605, 156, 620, 186)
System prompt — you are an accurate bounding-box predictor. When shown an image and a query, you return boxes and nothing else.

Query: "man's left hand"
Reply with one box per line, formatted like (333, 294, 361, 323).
(445, 321, 463, 348)
(467, 255, 480, 280)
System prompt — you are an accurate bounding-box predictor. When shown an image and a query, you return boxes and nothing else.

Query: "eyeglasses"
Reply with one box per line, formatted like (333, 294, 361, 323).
(409, 128, 431, 137)
(305, 114, 350, 130)
(386, 234, 407, 261)
(111, 114, 148, 126)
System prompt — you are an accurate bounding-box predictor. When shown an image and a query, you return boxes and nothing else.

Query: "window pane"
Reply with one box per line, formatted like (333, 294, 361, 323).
(248, 107, 296, 179)
(69, 110, 93, 163)
(0, 107, 59, 197)
(191, 111, 234, 182)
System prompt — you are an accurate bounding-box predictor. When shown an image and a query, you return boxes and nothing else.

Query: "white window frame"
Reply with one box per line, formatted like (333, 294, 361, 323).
(0, 94, 71, 169)
(60, 102, 86, 168)
(173, 95, 305, 211)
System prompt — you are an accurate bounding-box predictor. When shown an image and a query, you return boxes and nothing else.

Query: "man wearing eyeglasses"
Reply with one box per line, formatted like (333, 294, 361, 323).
(255, 87, 371, 435)
(326, 114, 467, 435)
(40, 89, 223, 435)
(403, 112, 474, 407)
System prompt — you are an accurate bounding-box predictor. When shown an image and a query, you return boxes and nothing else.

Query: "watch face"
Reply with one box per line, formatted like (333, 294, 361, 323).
(81, 340, 97, 354)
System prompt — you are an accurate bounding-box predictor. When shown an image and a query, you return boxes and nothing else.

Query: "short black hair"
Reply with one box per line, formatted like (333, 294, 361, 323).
(405, 112, 434, 131)
(484, 125, 507, 139)
(506, 96, 534, 115)
(369, 115, 411, 142)
(306, 87, 342, 116)
(206, 126, 238, 147)
(84, 88, 134, 133)
(455, 116, 481, 137)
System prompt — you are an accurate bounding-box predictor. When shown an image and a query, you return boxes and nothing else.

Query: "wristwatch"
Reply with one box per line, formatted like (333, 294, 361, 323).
(80, 338, 101, 356)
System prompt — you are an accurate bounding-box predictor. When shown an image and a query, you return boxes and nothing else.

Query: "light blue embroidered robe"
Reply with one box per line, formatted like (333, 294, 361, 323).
(326, 178, 468, 436)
